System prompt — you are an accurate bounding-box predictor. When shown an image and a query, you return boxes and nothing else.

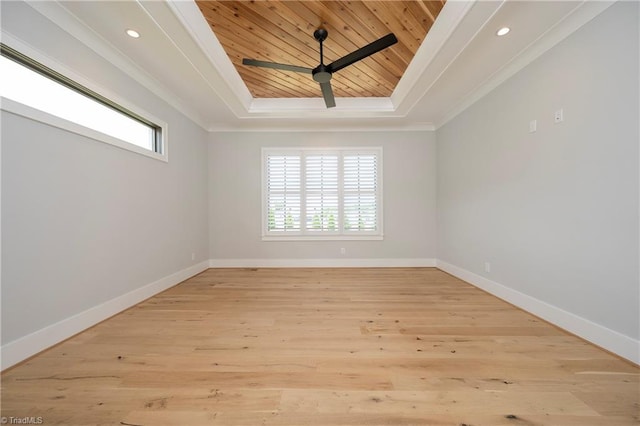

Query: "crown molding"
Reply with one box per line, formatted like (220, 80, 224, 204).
(20, 0, 211, 131)
(208, 121, 436, 133)
(164, 0, 472, 123)
(246, 97, 396, 115)
(8, 0, 615, 134)
(161, 0, 252, 115)
(391, 0, 481, 113)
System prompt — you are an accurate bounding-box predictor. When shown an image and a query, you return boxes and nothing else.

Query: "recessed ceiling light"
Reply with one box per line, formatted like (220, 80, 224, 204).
(126, 29, 140, 39)
(496, 27, 510, 37)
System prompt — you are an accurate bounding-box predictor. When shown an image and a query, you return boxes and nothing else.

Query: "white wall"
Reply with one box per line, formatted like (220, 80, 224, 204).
(436, 2, 639, 361)
(1, 2, 210, 367)
(208, 130, 437, 265)
(2, 0, 637, 368)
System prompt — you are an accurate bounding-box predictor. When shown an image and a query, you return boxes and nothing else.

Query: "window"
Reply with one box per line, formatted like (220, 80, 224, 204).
(263, 147, 383, 240)
(0, 44, 166, 160)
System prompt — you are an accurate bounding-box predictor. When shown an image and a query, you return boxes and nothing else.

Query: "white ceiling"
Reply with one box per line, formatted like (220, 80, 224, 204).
(22, 0, 614, 131)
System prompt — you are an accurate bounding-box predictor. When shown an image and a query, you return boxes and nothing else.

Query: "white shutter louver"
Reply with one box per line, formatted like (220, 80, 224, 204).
(305, 155, 339, 231)
(267, 155, 300, 231)
(343, 154, 377, 231)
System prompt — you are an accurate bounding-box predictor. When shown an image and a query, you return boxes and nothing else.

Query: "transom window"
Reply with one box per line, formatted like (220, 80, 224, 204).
(263, 147, 383, 240)
(0, 44, 165, 161)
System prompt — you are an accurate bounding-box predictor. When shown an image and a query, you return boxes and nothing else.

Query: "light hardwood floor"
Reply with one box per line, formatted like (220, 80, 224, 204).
(1, 268, 638, 425)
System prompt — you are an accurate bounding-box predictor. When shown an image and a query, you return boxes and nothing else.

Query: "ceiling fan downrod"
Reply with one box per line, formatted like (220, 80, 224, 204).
(312, 28, 331, 84)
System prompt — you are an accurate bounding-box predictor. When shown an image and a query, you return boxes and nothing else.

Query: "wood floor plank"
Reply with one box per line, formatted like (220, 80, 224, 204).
(1, 267, 638, 425)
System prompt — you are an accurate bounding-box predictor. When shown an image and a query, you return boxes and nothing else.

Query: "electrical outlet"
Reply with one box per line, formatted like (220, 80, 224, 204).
(191, 252, 196, 261)
(529, 119, 537, 133)
(554, 108, 564, 123)
(484, 262, 491, 273)
(340, 247, 346, 255)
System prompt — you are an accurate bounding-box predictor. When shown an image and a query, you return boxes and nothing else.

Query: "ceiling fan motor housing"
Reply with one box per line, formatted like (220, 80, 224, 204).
(312, 64, 332, 83)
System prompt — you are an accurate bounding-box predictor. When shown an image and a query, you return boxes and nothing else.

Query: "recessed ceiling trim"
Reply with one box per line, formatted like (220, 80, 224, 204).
(394, 0, 506, 117)
(248, 97, 396, 115)
(166, 0, 461, 121)
(391, 0, 477, 110)
(164, 0, 253, 113)
(135, 1, 248, 120)
(13, 0, 606, 133)
(209, 120, 436, 133)
(22, 0, 211, 130)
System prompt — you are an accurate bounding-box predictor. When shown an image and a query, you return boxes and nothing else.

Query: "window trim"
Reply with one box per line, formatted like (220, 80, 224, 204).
(262, 147, 383, 241)
(0, 43, 168, 162)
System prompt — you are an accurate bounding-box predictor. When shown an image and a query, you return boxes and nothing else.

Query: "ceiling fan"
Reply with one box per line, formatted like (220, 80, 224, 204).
(242, 29, 398, 108)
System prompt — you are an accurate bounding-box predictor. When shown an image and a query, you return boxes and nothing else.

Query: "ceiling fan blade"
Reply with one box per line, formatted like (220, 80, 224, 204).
(242, 58, 313, 74)
(320, 81, 336, 108)
(328, 33, 398, 73)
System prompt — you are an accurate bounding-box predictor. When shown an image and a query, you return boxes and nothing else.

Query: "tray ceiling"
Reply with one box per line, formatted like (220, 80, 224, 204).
(4, 0, 614, 130)
(195, 1, 445, 100)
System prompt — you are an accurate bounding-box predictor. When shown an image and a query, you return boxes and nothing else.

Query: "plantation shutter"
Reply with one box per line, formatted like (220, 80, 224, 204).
(305, 154, 339, 232)
(266, 154, 301, 231)
(263, 147, 381, 239)
(343, 153, 378, 232)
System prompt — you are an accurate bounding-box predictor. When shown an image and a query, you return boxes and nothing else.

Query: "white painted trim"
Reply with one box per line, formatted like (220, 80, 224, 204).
(261, 147, 384, 240)
(8, 0, 615, 131)
(436, 259, 640, 365)
(0, 261, 209, 371)
(164, 0, 468, 123)
(392, 0, 480, 113)
(209, 258, 437, 268)
(1, 33, 170, 162)
(1, 98, 168, 162)
(209, 123, 436, 132)
(7, 258, 632, 370)
(164, 0, 253, 113)
(261, 236, 384, 242)
(19, 1, 210, 131)
(247, 97, 396, 115)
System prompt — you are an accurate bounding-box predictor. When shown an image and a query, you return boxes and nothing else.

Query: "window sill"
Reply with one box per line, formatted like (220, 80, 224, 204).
(1, 97, 168, 162)
(262, 235, 384, 241)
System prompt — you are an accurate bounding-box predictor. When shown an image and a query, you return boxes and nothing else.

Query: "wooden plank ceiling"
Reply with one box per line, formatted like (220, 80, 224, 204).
(196, 1, 446, 99)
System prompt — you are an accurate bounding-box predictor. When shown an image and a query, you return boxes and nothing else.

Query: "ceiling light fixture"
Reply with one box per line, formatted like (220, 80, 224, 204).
(126, 29, 140, 39)
(496, 27, 510, 37)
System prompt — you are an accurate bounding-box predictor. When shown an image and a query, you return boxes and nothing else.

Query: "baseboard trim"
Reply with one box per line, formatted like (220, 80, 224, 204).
(1, 261, 209, 371)
(8, 259, 633, 368)
(436, 259, 640, 365)
(209, 258, 437, 268)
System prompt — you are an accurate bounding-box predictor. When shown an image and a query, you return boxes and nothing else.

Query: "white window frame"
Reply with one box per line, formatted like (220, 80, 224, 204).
(0, 43, 167, 162)
(262, 147, 383, 241)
